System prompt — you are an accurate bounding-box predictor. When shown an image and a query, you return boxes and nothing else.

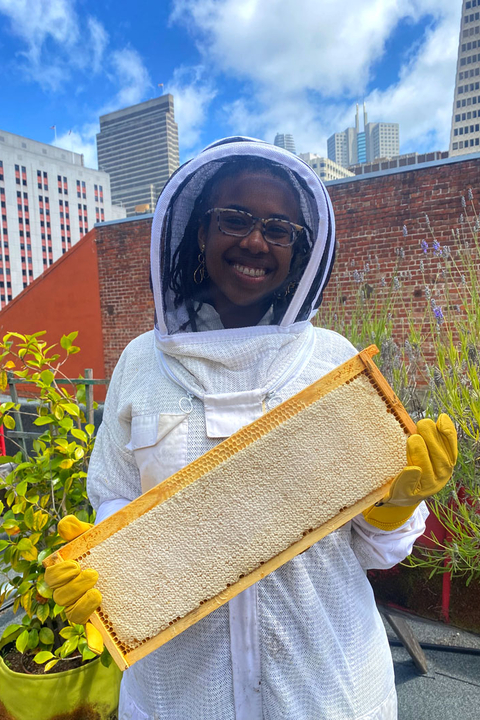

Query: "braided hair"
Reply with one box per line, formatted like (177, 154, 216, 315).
(168, 156, 313, 331)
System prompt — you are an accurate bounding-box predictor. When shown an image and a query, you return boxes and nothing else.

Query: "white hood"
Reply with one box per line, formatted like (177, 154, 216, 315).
(149, 137, 337, 435)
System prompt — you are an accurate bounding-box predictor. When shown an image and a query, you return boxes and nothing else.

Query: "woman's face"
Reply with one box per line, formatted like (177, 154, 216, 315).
(198, 170, 301, 328)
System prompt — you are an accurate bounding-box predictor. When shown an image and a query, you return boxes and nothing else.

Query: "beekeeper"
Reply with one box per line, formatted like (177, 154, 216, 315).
(46, 137, 457, 720)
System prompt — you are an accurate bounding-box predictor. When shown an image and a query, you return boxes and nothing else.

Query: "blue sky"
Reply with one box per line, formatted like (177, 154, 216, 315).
(0, 0, 463, 168)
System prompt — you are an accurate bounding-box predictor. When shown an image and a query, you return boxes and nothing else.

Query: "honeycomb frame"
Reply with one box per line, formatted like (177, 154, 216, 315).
(43, 345, 416, 671)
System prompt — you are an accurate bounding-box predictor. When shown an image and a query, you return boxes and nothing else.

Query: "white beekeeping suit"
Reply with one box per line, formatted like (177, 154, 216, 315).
(87, 137, 427, 720)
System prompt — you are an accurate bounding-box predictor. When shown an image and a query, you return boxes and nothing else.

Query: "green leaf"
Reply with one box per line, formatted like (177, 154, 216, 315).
(36, 602, 50, 623)
(67, 346, 80, 355)
(33, 416, 55, 426)
(85, 424, 95, 437)
(39, 627, 54, 645)
(16, 479, 28, 497)
(24, 505, 35, 529)
(27, 628, 39, 650)
(52, 604, 64, 618)
(40, 370, 54, 386)
(60, 636, 79, 657)
(44, 658, 60, 672)
(1, 624, 22, 640)
(70, 428, 87, 442)
(17, 580, 31, 595)
(16, 629, 29, 653)
(0, 539, 9, 551)
(3, 415, 15, 430)
(100, 647, 112, 667)
(33, 650, 55, 664)
(17, 538, 38, 562)
(62, 403, 80, 417)
(37, 548, 52, 563)
(59, 626, 76, 639)
(36, 579, 52, 599)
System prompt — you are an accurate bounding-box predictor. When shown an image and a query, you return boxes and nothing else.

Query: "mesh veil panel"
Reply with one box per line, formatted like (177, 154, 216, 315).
(151, 139, 335, 336)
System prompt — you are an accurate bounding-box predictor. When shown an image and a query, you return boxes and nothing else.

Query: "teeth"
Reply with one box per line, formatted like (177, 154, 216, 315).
(233, 264, 266, 277)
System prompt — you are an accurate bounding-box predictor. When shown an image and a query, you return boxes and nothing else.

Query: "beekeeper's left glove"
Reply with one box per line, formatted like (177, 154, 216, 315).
(44, 515, 103, 654)
(362, 414, 457, 531)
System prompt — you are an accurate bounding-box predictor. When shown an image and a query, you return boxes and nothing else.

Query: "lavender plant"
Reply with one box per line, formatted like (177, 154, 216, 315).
(316, 190, 480, 584)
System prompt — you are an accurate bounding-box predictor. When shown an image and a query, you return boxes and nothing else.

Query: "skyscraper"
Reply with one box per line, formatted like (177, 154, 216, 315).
(96, 95, 180, 216)
(274, 134, 296, 154)
(327, 104, 399, 168)
(449, 0, 480, 157)
(0, 129, 125, 308)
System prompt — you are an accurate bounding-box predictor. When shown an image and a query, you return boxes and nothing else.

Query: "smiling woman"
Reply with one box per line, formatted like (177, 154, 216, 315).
(74, 137, 446, 720)
(168, 154, 315, 330)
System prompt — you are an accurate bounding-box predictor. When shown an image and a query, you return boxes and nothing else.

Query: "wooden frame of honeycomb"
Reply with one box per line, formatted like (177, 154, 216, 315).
(44, 345, 416, 671)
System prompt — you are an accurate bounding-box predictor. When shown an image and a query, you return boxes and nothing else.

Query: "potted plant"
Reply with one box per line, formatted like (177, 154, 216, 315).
(0, 331, 121, 720)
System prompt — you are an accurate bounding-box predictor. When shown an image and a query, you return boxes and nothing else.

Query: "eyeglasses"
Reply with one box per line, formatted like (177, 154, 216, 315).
(205, 207, 305, 247)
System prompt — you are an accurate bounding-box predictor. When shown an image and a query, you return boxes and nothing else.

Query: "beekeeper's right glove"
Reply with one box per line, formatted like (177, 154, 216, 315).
(44, 515, 103, 653)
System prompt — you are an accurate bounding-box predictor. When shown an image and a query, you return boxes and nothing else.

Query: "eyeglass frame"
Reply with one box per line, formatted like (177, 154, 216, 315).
(204, 207, 306, 248)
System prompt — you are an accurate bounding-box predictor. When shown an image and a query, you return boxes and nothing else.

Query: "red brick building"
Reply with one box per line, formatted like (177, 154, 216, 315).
(0, 153, 478, 390)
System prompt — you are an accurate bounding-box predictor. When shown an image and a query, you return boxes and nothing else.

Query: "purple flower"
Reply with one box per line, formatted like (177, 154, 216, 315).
(468, 188, 473, 201)
(461, 195, 467, 209)
(421, 240, 428, 254)
(402, 225, 408, 237)
(433, 240, 441, 256)
(433, 306, 444, 324)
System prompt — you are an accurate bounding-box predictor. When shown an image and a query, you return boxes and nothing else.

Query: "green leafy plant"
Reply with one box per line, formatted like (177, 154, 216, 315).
(316, 190, 480, 585)
(0, 331, 110, 673)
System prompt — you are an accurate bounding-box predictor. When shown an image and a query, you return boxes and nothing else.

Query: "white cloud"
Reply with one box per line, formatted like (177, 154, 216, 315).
(88, 17, 109, 75)
(165, 66, 217, 153)
(171, 0, 462, 155)
(0, 0, 80, 88)
(54, 124, 99, 169)
(105, 47, 153, 111)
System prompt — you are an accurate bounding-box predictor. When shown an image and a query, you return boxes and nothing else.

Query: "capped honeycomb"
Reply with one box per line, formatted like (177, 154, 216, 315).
(44, 346, 416, 670)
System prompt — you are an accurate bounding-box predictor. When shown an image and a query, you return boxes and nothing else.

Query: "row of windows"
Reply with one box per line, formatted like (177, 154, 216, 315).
(460, 53, 480, 66)
(464, 11, 480, 22)
(456, 93, 480, 107)
(462, 39, 480, 52)
(459, 67, 480, 80)
(458, 81, 480, 93)
(466, 0, 478, 9)
(455, 109, 480, 121)
(453, 124, 480, 136)
(452, 138, 480, 149)
(464, 25, 480, 38)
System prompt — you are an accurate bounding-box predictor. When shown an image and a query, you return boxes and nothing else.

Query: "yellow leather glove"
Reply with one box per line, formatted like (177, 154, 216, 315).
(362, 414, 457, 531)
(44, 515, 103, 654)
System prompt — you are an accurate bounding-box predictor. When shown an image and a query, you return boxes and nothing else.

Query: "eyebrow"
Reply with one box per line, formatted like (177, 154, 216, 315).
(225, 204, 292, 221)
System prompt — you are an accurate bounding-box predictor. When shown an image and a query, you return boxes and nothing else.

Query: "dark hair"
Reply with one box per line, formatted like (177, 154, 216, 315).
(168, 156, 313, 331)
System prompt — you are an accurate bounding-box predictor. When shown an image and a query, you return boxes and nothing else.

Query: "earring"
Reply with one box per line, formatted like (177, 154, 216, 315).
(274, 282, 297, 299)
(194, 246, 206, 284)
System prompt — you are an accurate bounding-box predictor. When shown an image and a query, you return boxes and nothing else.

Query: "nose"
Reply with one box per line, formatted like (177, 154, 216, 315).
(238, 220, 269, 254)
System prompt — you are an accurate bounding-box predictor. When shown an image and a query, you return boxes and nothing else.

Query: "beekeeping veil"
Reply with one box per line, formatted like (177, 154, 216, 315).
(151, 137, 336, 437)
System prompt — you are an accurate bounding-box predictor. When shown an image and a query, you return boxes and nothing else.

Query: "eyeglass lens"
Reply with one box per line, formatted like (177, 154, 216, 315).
(218, 209, 293, 245)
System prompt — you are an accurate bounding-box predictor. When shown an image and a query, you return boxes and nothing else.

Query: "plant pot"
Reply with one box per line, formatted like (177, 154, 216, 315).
(0, 654, 122, 720)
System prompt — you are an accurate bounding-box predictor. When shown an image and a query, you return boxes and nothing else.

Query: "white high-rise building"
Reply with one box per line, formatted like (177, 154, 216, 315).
(0, 130, 125, 308)
(273, 134, 296, 154)
(450, 0, 480, 156)
(298, 153, 354, 181)
(327, 104, 399, 168)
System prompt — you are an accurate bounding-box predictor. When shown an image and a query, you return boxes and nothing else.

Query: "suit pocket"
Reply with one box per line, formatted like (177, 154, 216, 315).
(126, 413, 188, 493)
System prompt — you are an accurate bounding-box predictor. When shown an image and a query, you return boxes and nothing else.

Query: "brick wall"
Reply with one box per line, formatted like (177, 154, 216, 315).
(95, 156, 480, 376)
(96, 217, 154, 376)
(324, 157, 480, 328)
